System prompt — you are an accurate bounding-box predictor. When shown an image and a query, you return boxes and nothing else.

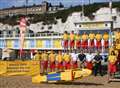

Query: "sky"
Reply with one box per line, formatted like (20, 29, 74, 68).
(0, 0, 120, 9)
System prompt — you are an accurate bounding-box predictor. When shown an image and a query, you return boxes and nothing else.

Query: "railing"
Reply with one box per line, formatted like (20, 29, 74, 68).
(0, 33, 63, 38)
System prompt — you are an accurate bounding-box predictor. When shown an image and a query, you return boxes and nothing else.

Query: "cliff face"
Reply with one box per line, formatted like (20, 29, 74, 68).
(0, 7, 120, 34)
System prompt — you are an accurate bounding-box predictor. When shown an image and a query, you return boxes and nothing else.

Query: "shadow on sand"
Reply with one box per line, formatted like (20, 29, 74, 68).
(47, 81, 104, 86)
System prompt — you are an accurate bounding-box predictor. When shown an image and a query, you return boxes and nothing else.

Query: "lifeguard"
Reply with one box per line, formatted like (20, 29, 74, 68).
(108, 51, 117, 78)
(49, 50, 56, 72)
(63, 51, 71, 69)
(89, 32, 95, 48)
(103, 32, 109, 48)
(41, 51, 48, 73)
(95, 32, 102, 49)
(34, 51, 41, 61)
(63, 31, 69, 51)
(56, 51, 63, 71)
(76, 33, 81, 49)
(81, 32, 88, 49)
(70, 31, 75, 51)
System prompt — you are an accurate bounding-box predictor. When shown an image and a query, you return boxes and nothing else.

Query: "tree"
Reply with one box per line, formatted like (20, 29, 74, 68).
(59, 2, 64, 8)
(11, 6, 15, 8)
(49, 3, 52, 7)
(70, 5, 73, 8)
(33, 4, 36, 6)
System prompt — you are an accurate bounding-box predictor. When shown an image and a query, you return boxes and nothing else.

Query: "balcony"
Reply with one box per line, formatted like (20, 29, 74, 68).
(0, 33, 63, 39)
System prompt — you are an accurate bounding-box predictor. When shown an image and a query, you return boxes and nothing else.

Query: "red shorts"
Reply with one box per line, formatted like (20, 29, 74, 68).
(96, 40, 101, 48)
(76, 41, 81, 48)
(85, 61, 93, 70)
(64, 40, 68, 48)
(65, 61, 71, 69)
(50, 61, 56, 69)
(72, 61, 78, 69)
(108, 63, 117, 73)
(43, 61, 48, 69)
(89, 40, 94, 48)
(70, 40, 75, 48)
(104, 41, 109, 48)
(57, 62, 63, 69)
(81, 40, 88, 49)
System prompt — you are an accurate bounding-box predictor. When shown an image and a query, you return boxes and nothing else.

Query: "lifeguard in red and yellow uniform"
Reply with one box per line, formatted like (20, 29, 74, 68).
(49, 50, 56, 72)
(81, 32, 88, 49)
(56, 51, 63, 71)
(103, 32, 109, 48)
(75, 33, 81, 49)
(95, 32, 102, 49)
(63, 31, 69, 51)
(70, 31, 75, 51)
(89, 32, 95, 48)
(41, 51, 48, 73)
(63, 51, 71, 69)
(108, 51, 117, 77)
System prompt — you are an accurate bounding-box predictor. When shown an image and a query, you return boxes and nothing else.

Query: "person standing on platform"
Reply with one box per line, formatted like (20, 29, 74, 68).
(56, 51, 63, 71)
(108, 51, 117, 78)
(71, 50, 78, 69)
(85, 51, 94, 70)
(78, 50, 86, 68)
(41, 51, 48, 74)
(103, 32, 109, 52)
(81, 32, 88, 51)
(63, 31, 69, 52)
(63, 51, 71, 69)
(93, 51, 103, 76)
(95, 32, 102, 51)
(76, 33, 81, 52)
(89, 32, 95, 52)
(49, 50, 56, 72)
(70, 31, 75, 52)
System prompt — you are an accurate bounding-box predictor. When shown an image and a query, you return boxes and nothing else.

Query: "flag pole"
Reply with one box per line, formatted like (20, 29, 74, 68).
(26, 0, 28, 16)
(109, 0, 113, 47)
(82, 0, 84, 20)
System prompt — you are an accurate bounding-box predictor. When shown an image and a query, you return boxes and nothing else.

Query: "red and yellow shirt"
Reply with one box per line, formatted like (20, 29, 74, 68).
(56, 54, 63, 63)
(70, 33, 75, 40)
(82, 34, 88, 41)
(63, 33, 68, 40)
(41, 53, 48, 61)
(95, 34, 102, 41)
(34, 53, 41, 61)
(108, 55, 117, 64)
(89, 33, 95, 40)
(49, 53, 55, 62)
(63, 53, 71, 62)
(76, 35, 80, 41)
(103, 33, 109, 41)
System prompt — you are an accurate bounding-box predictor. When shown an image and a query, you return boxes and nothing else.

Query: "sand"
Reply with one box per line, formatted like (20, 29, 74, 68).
(0, 75, 120, 88)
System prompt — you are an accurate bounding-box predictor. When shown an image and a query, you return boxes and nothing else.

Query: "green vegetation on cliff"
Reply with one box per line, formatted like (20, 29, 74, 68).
(0, 2, 120, 25)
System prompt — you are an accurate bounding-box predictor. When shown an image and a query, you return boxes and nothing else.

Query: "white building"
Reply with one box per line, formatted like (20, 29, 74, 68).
(0, 7, 120, 34)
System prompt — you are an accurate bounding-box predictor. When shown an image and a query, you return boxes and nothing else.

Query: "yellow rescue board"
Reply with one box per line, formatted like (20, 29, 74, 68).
(32, 68, 92, 83)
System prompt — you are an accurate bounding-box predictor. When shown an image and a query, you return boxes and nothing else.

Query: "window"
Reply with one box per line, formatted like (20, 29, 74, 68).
(112, 16, 117, 21)
(79, 25, 81, 27)
(105, 24, 108, 27)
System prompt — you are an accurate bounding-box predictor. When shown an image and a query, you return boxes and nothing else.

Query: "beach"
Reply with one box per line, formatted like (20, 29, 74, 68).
(0, 75, 119, 88)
